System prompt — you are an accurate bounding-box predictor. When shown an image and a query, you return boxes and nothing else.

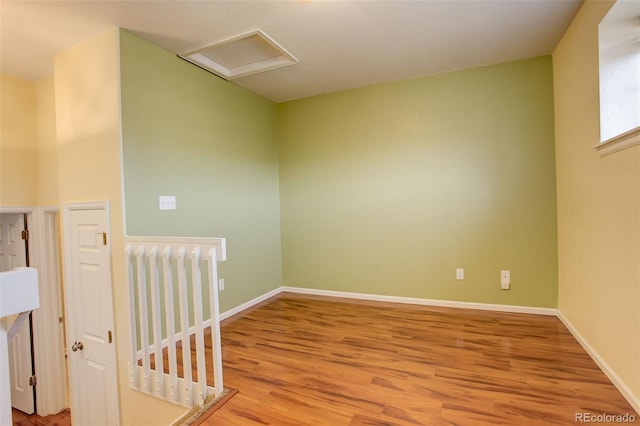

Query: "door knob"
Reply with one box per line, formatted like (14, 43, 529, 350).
(71, 341, 84, 352)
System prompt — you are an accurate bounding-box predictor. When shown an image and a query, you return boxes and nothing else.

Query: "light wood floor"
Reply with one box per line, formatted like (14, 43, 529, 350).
(13, 293, 638, 425)
(11, 408, 71, 426)
(205, 293, 637, 425)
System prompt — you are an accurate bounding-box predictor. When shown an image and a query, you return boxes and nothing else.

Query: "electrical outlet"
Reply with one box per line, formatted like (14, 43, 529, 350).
(159, 195, 176, 210)
(219, 278, 225, 291)
(456, 268, 464, 280)
(500, 270, 510, 290)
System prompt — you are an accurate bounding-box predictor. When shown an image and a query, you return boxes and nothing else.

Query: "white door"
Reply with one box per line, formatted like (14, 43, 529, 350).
(0, 213, 35, 414)
(64, 203, 119, 426)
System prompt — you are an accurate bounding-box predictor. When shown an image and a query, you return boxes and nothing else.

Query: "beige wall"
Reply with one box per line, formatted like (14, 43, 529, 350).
(0, 75, 58, 207)
(53, 28, 186, 425)
(34, 76, 58, 206)
(0, 74, 38, 206)
(35, 77, 59, 205)
(553, 0, 640, 410)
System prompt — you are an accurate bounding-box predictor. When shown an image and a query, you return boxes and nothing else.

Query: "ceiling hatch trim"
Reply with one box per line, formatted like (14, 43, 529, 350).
(179, 29, 299, 80)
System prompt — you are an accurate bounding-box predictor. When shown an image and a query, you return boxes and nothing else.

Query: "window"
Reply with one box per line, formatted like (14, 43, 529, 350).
(596, 0, 640, 156)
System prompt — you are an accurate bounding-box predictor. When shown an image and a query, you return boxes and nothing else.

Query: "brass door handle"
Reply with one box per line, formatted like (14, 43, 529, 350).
(71, 341, 84, 351)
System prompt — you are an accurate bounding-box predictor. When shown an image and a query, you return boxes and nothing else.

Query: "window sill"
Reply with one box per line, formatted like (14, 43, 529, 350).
(594, 126, 640, 157)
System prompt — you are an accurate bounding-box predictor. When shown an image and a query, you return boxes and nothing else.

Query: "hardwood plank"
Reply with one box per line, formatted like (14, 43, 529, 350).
(29, 293, 633, 425)
(12, 408, 71, 426)
(205, 293, 637, 425)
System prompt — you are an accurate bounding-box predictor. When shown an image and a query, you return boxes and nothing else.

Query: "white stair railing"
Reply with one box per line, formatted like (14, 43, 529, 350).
(124, 237, 226, 407)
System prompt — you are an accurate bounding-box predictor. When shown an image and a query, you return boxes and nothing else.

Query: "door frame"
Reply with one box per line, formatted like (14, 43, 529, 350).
(0, 210, 33, 414)
(62, 200, 120, 425)
(0, 206, 66, 415)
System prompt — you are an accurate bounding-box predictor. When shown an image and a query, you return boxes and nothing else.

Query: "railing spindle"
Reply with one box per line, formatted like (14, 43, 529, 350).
(176, 247, 193, 404)
(208, 248, 224, 396)
(161, 247, 178, 402)
(135, 245, 151, 391)
(124, 245, 139, 389)
(190, 247, 208, 404)
(148, 246, 164, 396)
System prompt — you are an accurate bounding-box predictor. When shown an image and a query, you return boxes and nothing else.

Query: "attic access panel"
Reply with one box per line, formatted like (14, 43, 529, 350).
(179, 29, 299, 80)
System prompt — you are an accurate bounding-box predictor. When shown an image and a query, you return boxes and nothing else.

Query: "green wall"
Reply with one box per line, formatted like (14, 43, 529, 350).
(278, 56, 558, 307)
(120, 30, 283, 312)
(121, 30, 558, 310)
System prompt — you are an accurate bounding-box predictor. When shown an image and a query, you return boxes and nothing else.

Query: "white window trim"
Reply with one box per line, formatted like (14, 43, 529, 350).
(594, 125, 640, 157)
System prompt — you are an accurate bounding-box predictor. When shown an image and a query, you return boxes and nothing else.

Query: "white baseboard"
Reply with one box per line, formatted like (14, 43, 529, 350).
(220, 287, 282, 321)
(281, 286, 558, 316)
(557, 311, 640, 414)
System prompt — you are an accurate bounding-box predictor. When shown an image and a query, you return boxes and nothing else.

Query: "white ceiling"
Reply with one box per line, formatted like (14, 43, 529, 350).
(0, 0, 582, 103)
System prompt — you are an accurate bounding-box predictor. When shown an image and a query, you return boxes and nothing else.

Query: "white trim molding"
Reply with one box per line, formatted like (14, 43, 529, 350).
(0, 206, 67, 416)
(595, 126, 640, 157)
(557, 311, 640, 414)
(63, 200, 110, 212)
(281, 286, 558, 316)
(220, 285, 558, 322)
(220, 287, 282, 321)
(0, 207, 36, 214)
(31, 208, 67, 416)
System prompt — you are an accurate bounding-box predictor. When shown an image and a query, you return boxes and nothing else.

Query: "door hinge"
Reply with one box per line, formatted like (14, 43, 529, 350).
(108, 330, 112, 343)
(97, 231, 107, 246)
(29, 375, 37, 386)
(21, 229, 29, 240)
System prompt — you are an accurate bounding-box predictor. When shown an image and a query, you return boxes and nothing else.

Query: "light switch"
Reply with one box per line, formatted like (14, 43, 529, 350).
(159, 196, 176, 210)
